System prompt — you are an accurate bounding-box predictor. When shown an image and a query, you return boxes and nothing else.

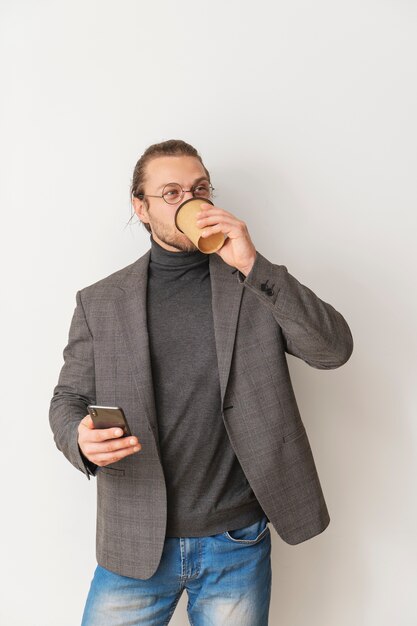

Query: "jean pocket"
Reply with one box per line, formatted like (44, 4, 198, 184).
(223, 515, 269, 544)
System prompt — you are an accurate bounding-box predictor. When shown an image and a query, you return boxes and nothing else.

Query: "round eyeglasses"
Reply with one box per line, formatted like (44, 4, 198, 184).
(136, 181, 214, 205)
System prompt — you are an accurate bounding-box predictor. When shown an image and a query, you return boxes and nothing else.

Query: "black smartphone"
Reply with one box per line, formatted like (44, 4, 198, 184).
(87, 405, 132, 437)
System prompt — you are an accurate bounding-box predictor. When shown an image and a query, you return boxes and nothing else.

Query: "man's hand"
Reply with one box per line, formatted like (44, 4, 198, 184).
(197, 203, 256, 276)
(78, 414, 141, 467)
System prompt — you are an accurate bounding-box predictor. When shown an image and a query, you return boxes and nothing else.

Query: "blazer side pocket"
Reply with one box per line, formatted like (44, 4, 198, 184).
(282, 425, 306, 444)
(98, 466, 125, 477)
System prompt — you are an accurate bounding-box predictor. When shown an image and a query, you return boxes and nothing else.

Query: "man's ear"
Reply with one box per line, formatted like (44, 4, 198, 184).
(132, 196, 150, 224)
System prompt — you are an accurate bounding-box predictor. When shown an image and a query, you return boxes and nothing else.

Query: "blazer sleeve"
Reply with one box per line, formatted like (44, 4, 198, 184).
(49, 290, 97, 478)
(238, 252, 353, 369)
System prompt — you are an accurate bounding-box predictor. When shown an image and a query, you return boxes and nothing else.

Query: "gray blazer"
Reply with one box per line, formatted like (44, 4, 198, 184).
(49, 250, 353, 579)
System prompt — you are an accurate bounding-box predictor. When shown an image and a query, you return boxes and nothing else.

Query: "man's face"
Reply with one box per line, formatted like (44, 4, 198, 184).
(133, 155, 209, 252)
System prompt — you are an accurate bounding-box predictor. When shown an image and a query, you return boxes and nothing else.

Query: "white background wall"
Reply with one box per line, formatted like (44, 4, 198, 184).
(1, 1, 416, 624)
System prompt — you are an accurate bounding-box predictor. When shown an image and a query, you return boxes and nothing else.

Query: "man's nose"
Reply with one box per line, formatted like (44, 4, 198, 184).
(182, 189, 194, 201)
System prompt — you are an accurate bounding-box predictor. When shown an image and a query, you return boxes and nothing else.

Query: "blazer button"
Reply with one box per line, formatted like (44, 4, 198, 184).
(261, 280, 274, 295)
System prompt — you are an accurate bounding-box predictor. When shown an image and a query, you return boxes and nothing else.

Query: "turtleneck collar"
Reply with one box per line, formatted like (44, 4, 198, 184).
(149, 235, 208, 268)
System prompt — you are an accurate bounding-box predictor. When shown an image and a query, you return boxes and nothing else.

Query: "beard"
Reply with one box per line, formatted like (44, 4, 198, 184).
(147, 213, 199, 253)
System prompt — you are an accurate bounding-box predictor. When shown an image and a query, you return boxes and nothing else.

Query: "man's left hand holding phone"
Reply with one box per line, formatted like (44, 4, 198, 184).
(78, 405, 141, 467)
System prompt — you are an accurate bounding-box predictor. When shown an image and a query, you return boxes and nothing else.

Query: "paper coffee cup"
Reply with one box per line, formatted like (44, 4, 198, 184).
(174, 198, 225, 254)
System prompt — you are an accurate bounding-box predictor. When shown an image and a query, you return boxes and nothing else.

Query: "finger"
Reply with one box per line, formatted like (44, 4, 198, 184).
(199, 202, 217, 211)
(91, 443, 142, 467)
(82, 426, 127, 443)
(196, 208, 238, 223)
(201, 222, 241, 239)
(84, 436, 140, 456)
(197, 213, 240, 230)
(201, 225, 226, 239)
(197, 207, 231, 219)
(93, 427, 126, 443)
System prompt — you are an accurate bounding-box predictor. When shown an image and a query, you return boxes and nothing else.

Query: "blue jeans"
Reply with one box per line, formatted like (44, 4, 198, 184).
(81, 515, 271, 625)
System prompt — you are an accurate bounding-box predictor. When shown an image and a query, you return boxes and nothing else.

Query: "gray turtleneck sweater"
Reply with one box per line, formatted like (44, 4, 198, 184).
(147, 237, 264, 536)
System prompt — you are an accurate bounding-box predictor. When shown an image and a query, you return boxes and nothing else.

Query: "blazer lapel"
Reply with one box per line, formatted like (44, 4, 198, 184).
(114, 251, 160, 446)
(209, 254, 244, 402)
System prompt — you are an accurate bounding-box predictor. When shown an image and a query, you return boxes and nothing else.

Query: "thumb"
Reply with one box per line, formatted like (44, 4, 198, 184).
(81, 414, 95, 429)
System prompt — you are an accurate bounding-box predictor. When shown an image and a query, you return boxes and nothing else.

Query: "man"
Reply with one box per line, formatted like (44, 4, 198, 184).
(49, 139, 353, 626)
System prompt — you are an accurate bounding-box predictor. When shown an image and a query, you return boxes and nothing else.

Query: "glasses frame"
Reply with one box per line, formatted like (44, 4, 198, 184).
(136, 181, 215, 205)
